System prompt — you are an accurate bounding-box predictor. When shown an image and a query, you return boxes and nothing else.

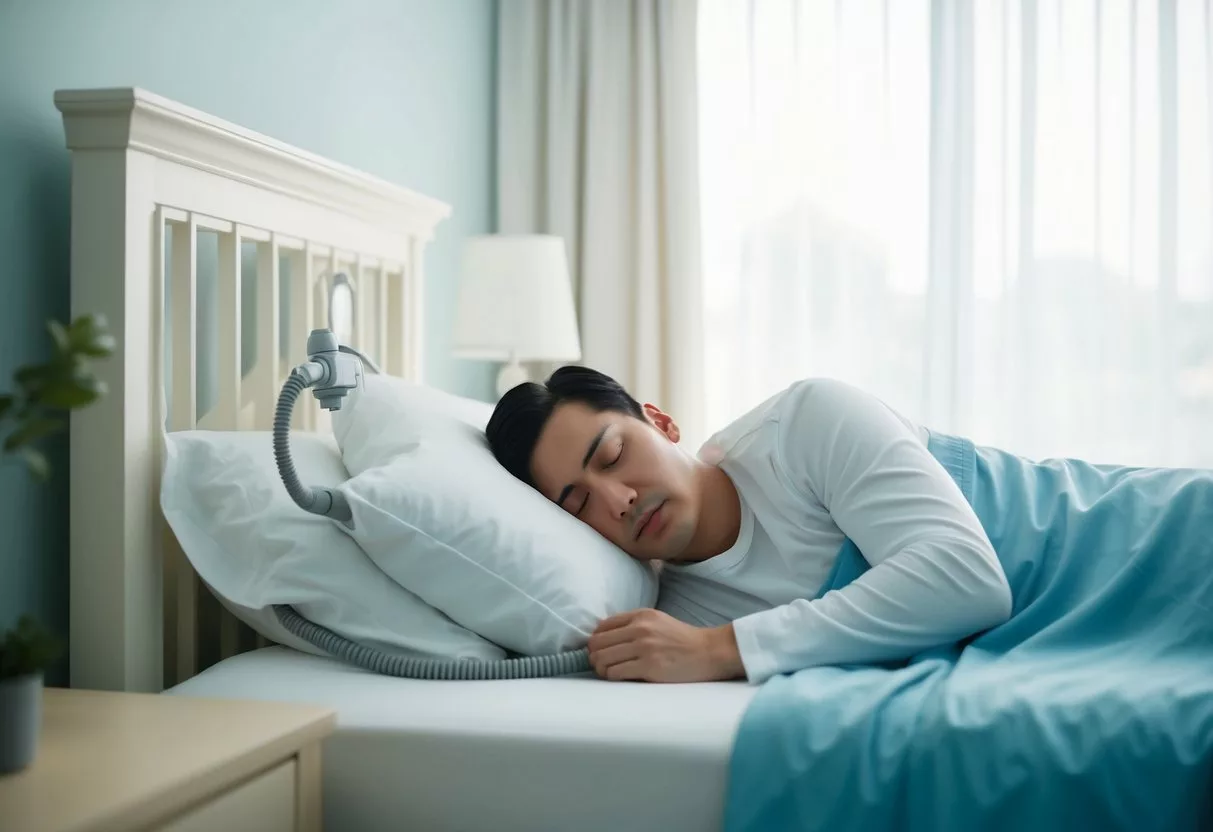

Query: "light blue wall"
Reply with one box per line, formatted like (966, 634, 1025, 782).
(0, 0, 498, 683)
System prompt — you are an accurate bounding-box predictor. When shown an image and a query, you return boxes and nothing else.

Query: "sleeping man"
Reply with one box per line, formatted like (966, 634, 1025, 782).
(484, 365, 1213, 686)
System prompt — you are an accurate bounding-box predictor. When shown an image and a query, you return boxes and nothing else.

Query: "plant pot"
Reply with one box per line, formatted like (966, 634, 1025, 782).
(0, 672, 43, 775)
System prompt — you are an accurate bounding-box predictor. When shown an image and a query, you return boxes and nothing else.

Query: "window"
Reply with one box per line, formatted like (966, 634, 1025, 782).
(698, 0, 1213, 466)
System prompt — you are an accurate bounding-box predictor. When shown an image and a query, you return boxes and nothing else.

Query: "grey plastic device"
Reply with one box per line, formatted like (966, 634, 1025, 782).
(270, 327, 592, 679)
(270, 328, 361, 523)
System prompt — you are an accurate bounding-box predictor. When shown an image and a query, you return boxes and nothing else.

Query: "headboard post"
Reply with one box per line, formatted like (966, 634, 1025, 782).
(61, 140, 165, 692)
(56, 88, 451, 692)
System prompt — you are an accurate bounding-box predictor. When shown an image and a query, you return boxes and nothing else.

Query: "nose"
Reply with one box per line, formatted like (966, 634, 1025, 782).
(601, 479, 636, 521)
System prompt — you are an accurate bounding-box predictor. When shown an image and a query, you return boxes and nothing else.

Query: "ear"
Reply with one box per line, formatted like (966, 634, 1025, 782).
(642, 403, 681, 443)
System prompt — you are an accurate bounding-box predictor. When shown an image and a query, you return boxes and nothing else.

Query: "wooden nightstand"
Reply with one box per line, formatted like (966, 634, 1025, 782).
(0, 687, 336, 832)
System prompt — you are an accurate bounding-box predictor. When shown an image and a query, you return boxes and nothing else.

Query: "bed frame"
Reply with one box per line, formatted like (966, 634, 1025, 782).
(55, 88, 451, 693)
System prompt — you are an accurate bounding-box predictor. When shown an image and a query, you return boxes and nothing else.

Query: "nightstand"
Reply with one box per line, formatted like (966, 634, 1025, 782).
(0, 687, 336, 832)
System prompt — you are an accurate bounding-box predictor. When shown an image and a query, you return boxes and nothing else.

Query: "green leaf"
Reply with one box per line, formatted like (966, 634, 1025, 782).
(66, 315, 115, 358)
(70, 313, 101, 333)
(0, 614, 63, 678)
(3, 416, 64, 451)
(0, 395, 13, 421)
(14, 364, 52, 391)
(18, 447, 49, 482)
(47, 319, 71, 352)
(75, 333, 115, 358)
(39, 377, 104, 410)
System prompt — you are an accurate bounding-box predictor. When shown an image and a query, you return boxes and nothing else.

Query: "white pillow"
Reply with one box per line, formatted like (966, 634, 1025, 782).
(159, 429, 506, 662)
(330, 375, 659, 655)
(334, 375, 494, 477)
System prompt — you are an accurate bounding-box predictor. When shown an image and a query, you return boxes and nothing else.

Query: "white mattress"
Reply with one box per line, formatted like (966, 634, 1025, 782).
(166, 646, 758, 832)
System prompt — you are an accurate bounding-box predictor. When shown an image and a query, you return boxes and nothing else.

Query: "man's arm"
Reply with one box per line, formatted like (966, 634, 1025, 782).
(729, 379, 1013, 684)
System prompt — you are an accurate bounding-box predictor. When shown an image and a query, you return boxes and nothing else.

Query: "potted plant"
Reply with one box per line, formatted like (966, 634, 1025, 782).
(0, 616, 63, 774)
(0, 313, 113, 775)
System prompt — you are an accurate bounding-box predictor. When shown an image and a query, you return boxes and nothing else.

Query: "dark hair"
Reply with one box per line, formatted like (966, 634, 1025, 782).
(486, 365, 644, 487)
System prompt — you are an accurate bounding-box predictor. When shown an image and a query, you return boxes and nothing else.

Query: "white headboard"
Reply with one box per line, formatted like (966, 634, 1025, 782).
(56, 88, 451, 693)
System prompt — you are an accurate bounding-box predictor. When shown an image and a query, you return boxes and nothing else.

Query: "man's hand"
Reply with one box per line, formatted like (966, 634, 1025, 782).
(587, 608, 745, 683)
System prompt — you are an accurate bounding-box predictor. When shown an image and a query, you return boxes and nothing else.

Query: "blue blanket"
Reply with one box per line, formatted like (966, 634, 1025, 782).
(724, 431, 1213, 832)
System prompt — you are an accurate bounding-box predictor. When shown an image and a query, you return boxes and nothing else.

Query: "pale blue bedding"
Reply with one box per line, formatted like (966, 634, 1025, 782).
(724, 431, 1213, 831)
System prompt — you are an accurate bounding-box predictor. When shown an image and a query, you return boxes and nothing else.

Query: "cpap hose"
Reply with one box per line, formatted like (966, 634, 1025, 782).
(273, 369, 352, 521)
(273, 604, 591, 680)
(271, 327, 594, 680)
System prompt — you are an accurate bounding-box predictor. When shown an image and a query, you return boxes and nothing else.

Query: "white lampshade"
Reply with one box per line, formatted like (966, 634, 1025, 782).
(453, 235, 582, 365)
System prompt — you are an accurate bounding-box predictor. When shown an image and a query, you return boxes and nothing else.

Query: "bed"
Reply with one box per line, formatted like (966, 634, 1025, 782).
(168, 647, 754, 831)
(55, 87, 752, 832)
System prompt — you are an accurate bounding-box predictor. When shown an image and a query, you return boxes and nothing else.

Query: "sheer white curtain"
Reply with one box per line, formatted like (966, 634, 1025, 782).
(697, 0, 1213, 466)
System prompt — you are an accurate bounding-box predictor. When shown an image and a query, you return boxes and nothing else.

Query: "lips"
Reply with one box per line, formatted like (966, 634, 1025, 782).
(634, 500, 667, 540)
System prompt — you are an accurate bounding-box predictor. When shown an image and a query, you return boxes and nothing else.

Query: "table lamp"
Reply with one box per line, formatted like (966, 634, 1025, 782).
(453, 235, 583, 397)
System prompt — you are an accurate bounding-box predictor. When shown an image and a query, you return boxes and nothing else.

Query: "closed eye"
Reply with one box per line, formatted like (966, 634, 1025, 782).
(603, 442, 623, 470)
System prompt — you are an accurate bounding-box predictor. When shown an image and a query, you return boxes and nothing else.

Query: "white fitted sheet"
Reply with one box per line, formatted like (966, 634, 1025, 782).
(165, 646, 757, 832)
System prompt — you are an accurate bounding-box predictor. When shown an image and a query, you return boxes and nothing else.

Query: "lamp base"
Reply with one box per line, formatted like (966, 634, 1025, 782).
(496, 359, 530, 397)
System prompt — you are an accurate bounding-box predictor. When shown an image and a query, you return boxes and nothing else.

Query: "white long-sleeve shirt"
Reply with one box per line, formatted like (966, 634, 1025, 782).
(656, 378, 1014, 685)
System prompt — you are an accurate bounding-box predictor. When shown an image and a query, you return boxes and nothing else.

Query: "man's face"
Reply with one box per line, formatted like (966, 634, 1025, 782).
(529, 401, 701, 561)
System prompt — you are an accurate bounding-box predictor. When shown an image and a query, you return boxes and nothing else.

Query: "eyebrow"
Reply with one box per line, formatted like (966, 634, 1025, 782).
(556, 426, 609, 507)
